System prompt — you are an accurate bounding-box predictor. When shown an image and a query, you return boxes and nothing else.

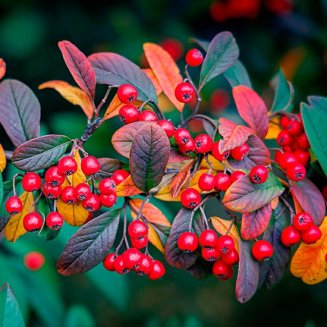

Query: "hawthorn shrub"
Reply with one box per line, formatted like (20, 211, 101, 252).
(0, 31, 326, 303)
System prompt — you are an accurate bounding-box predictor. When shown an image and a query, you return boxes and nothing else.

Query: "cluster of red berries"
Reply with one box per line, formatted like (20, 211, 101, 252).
(281, 212, 321, 246)
(103, 220, 165, 280)
(275, 114, 310, 181)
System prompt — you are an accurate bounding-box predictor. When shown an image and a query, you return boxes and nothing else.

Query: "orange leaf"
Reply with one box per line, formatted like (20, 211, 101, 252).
(115, 175, 142, 197)
(0, 58, 6, 80)
(39, 80, 94, 119)
(0, 143, 6, 172)
(169, 160, 194, 198)
(271, 197, 279, 210)
(200, 154, 224, 171)
(143, 43, 184, 112)
(290, 216, 327, 284)
(143, 68, 162, 95)
(265, 117, 282, 140)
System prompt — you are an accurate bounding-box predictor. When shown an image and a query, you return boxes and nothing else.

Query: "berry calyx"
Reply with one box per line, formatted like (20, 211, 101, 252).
(286, 162, 306, 181)
(22, 172, 42, 192)
(194, 134, 213, 153)
(174, 128, 191, 145)
(134, 254, 153, 275)
(98, 177, 116, 194)
(82, 194, 101, 212)
(201, 247, 220, 261)
(81, 156, 100, 175)
(216, 235, 235, 254)
(157, 120, 175, 138)
(215, 173, 231, 192)
(100, 193, 117, 207)
(6, 196, 23, 215)
(185, 48, 203, 67)
(119, 104, 140, 124)
(57, 156, 78, 176)
(177, 231, 199, 252)
(212, 141, 230, 161)
(293, 212, 314, 232)
(128, 220, 148, 239)
(23, 212, 43, 232)
(24, 252, 45, 271)
(139, 110, 158, 122)
(286, 120, 303, 136)
(277, 130, 293, 146)
(114, 255, 129, 274)
(179, 138, 196, 155)
(198, 173, 216, 191)
(74, 183, 91, 201)
(281, 226, 301, 247)
(251, 240, 274, 261)
(249, 165, 269, 184)
(103, 253, 116, 271)
(45, 166, 65, 186)
(61, 186, 77, 204)
(46, 212, 64, 230)
(230, 143, 250, 160)
(301, 225, 322, 244)
(148, 260, 166, 280)
(122, 248, 142, 270)
(42, 184, 62, 199)
(212, 260, 233, 280)
(175, 82, 196, 103)
(181, 188, 201, 209)
(112, 170, 129, 185)
(199, 229, 218, 247)
(117, 84, 138, 104)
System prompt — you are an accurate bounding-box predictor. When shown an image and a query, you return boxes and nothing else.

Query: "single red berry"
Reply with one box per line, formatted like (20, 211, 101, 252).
(230, 171, 246, 184)
(134, 254, 153, 275)
(194, 134, 213, 153)
(6, 196, 23, 215)
(286, 120, 303, 136)
(293, 212, 314, 232)
(112, 170, 129, 185)
(179, 138, 196, 155)
(122, 248, 142, 270)
(177, 231, 199, 252)
(296, 133, 310, 150)
(277, 130, 293, 146)
(249, 165, 269, 184)
(82, 194, 101, 212)
(212, 140, 230, 161)
(281, 226, 301, 246)
(128, 220, 148, 238)
(294, 149, 310, 166)
(212, 260, 233, 280)
(302, 225, 322, 244)
(199, 229, 218, 247)
(81, 156, 100, 175)
(22, 172, 42, 192)
(160, 38, 184, 61)
(139, 110, 158, 122)
(201, 247, 220, 261)
(181, 188, 201, 209)
(117, 84, 138, 103)
(252, 240, 274, 261)
(286, 162, 306, 181)
(215, 173, 231, 192)
(100, 193, 117, 207)
(24, 252, 45, 271)
(230, 143, 250, 160)
(61, 186, 77, 204)
(174, 128, 191, 145)
(45, 166, 65, 186)
(148, 260, 166, 280)
(103, 253, 116, 271)
(221, 249, 239, 265)
(98, 177, 116, 195)
(280, 116, 291, 129)
(216, 235, 235, 254)
(279, 152, 298, 170)
(157, 120, 175, 138)
(198, 173, 216, 191)
(74, 183, 91, 201)
(57, 156, 78, 176)
(23, 212, 43, 232)
(175, 82, 196, 103)
(186, 48, 203, 67)
(42, 184, 62, 199)
(114, 255, 129, 274)
(119, 104, 139, 124)
(131, 236, 148, 249)
(46, 212, 64, 230)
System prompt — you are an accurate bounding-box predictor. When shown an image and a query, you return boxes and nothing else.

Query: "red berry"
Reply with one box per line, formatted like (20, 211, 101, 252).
(230, 171, 246, 184)
(212, 260, 233, 280)
(58, 156, 78, 176)
(103, 253, 116, 271)
(139, 110, 158, 122)
(117, 84, 138, 104)
(212, 141, 230, 161)
(112, 170, 129, 185)
(286, 120, 303, 136)
(280, 116, 291, 129)
(286, 162, 306, 181)
(181, 188, 201, 209)
(98, 178, 116, 194)
(179, 139, 196, 155)
(134, 254, 153, 275)
(296, 133, 310, 150)
(277, 130, 293, 146)
(274, 150, 283, 164)
(131, 236, 148, 249)
(194, 134, 213, 153)
(293, 212, 314, 232)
(157, 120, 175, 138)
(174, 128, 191, 145)
(42, 183, 62, 199)
(283, 146, 293, 153)
(216, 235, 235, 254)
(46, 212, 64, 230)
(61, 186, 77, 204)
(302, 225, 322, 244)
(186, 48, 203, 67)
(294, 150, 310, 166)
(128, 220, 148, 238)
(122, 248, 142, 269)
(114, 255, 129, 274)
(22, 172, 42, 192)
(119, 104, 139, 124)
(199, 229, 218, 247)
(221, 249, 239, 265)
(230, 143, 250, 160)
(281, 226, 301, 246)
(100, 193, 117, 207)
(82, 194, 101, 212)
(279, 152, 297, 170)
(177, 231, 199, 252)
(198, 173, 216, 191)
(249, 165, 269, 184)
(45, 166, 65, 186)
(201, 247, 220, 261)
(252, 240, 274, 261)
(160, 38, 184, 61)
(24, 252, 45, 271)
(148, 260, 166, 280)
(23, 212, 43, 232)
(175, 82, 196, 103)
(6, 196, 23, 215)
(81, 156, 100, 175)
(215, 173, 231, 192)
(74, 183, 91, 201)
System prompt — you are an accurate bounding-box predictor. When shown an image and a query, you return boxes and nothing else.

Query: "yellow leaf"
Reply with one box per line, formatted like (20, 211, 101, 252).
(0, 144, 6, 172)
(290, 216, 327, 284)
(142, 68, 162, 95)
(4, 192, 34, 242)
(271, 197, 279, 210)
(200, 154, 224, 171)
(265, 117, 282, 140)
(211, 216, 240, 252)
(39, 80, 94, 119)
(116, 175, 142, 197)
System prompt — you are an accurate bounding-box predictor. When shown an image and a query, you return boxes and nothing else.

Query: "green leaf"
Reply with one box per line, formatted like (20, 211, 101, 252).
(199, 31, 239, 90)
(0, 283, 25, 327)
(270, 69, 294, 113)
(223, 174, 284, 213)
(12, 134, 71, 171)
(57, 209, 121, 275)
(64, 305, 95, 327)
(130, 123, 170, 192)
(223, 60, 252, 88)
(301, 101, 327, 175)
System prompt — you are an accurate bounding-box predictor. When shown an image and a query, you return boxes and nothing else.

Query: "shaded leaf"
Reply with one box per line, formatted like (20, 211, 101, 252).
(168, 149, 190, 163)
(0, 144, 6, 172)
(97, 158, 122, 179)
(223, 60, 252, 88)
(186, 258, 213, 279)
(169, 160, 194, 198)
(115, 175, 142, 197)
(0, 59, 6, 80)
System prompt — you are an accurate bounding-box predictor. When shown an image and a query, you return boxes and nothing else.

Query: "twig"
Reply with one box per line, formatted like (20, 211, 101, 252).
(225, 217, 236, 235)
(280, 196, 295, 221)
(199, 205, 209, 229)
(94, 85, 114, 118)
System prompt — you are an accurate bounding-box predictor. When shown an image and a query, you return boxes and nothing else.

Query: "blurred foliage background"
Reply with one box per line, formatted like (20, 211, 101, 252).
(0, 0, 327, 326)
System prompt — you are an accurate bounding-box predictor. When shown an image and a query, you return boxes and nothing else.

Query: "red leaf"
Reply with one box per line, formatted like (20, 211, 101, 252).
(58, 40, 96, 99)
(168, 149, 190, 163)
(232, 85, 268, 139)
(169, 160, 194, 198)
(218, 117, 254, 153)
(241, 204, 272, 240)
(290, 178, 325, 225)
(0, 58, 6, 80)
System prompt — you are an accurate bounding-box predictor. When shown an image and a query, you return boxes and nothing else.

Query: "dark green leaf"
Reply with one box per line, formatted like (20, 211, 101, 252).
(57, 209, 121, 275)
(186, 258, 212, 279)
(64, 305, 95, 327)
(130, 123, 170, 192)
(224, 60, 252, 88)
(12, 134, 71, 171)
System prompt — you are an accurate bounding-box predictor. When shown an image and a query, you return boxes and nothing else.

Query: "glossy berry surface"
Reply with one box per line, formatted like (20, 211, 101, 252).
(249, 165, 269, 184)
(296, 133, 310, 150)
(199, 229, 218, 247)
(139, 110, 158, 122)
(82, 194, 101, 212)
(45, 166, 65, 186)
(74, 183, 91, 200)
(117, 84, 138, 103)
(114, 255, 129, 274)
(222, 249, 239, 265)
(293, 212, 314, 232)
(42, 184, 62, 199)
(279, 152, 297, 170)
(230, 171, 246, 184)
(122, 248, 142, 269)
(286, 162, 306, 181)
(128, 220, 148, 239)
(181, 188, 201, 209)
(212, 260, 233, 280)
(252, 240, 274, 261)
(201, 247, 220, 261)
(230, 143, 250, 160)
(23, 212, 43, 232)
(135, 255, 153, 275)
(277, 130, 293, 146)
(112, 170, 130, 185)
(24, 252, 45, 271)
(215, 173, 231, 192)
(286, 120, 303, 136)
(131, 236, 148, 249)
(22, 172, 42, 192)
(100, 193, 117, 207)
(185, 48, 203, 67)
(46, 212, 64, 230)
(57, 156, 78, 176)
(148, 260, 166, 280)
(198, 173, 216, 191)
(6, 196, 23, 215)
(174, 128, 191, 145)
(216, 235, 235, 254)
(302, 225, 322, 244)
(211, 141, 230, 161)
(177, 232, 199, 252)
(81, 156, 100, 175)
(194, 134, 213, 153)
(61, 186, 77, 204)
(175, 82, 196, 103)
(157, 120, 175, 138)
(103, 253, 116, 271)
(119, 104, 139, 124)
(98, 177, 116, 194)
(281, 226, 301, 247)
(179, 139, 196, 155)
